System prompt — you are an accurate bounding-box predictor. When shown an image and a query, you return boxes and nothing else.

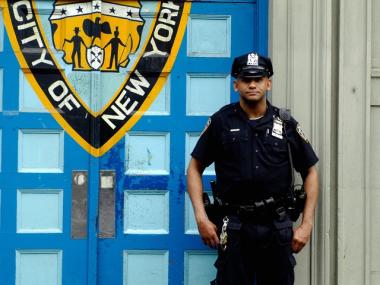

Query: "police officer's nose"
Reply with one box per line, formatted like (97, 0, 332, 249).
(248, 80, 257, 89)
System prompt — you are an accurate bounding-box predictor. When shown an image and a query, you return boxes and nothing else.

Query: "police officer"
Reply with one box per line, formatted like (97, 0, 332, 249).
(186, 52, 319, 285)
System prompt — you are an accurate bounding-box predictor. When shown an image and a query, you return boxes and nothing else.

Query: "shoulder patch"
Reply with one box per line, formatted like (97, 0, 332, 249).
(296, 124, 310, 143)
(201, 118, 212, 136)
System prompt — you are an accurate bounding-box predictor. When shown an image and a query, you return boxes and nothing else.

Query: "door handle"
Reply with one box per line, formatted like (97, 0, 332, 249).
(99, 170, 116, 238)
(71, 171, 88, 239)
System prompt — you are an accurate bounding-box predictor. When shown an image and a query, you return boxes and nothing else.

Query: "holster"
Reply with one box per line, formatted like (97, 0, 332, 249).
(203, 192, 223, 224)
(287, 185, 307, 221)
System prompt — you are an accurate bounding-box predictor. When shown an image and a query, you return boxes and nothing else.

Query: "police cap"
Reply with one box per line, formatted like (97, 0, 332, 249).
(231, 52, 273, 78)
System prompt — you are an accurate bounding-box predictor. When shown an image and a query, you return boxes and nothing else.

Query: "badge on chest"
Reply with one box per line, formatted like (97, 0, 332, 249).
(272, 117, 284, 139)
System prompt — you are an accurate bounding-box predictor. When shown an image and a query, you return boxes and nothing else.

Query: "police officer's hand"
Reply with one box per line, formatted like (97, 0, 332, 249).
(197, 217, 219, 248)
(292, 223, 312, 253)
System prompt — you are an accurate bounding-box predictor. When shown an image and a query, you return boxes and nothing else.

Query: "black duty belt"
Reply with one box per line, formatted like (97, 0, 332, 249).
(204, 194, 292, 223)
(220, 196, 288, 220)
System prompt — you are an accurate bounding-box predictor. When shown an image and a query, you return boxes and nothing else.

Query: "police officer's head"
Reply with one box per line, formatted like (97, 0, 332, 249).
(231, 52, 273, 104)
(231, 52, 273, 79)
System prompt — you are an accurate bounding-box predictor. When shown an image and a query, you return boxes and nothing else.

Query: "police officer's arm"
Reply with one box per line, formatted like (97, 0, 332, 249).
(187, 158, 219, 248)
(292, 165, 319, 253)
(288, 120, 319, 253)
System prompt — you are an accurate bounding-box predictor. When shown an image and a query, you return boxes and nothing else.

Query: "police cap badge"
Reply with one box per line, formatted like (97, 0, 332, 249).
(231, 52, 274, 78)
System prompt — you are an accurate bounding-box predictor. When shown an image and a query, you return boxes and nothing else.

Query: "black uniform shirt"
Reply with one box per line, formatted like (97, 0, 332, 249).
(191, 102, 319, 203)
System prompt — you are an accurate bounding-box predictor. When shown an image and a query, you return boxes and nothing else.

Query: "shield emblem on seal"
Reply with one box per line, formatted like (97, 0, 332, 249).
(3, 0, 191, 156)
(87, 45, 104, 70)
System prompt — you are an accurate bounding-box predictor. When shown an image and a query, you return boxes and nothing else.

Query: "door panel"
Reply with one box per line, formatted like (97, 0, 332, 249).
(0, 2, 92, 284)
(0, 1, 267, 284)
(97, 1, 265, 285)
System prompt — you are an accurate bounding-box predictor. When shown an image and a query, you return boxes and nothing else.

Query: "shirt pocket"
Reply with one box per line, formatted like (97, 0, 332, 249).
(263, 135, 289, 165)
(221, 131, 248, 158)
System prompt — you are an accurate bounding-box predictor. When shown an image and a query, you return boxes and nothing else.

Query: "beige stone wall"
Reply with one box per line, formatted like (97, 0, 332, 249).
(270, 0, 334, 284)
(270, 0, 380, 284)
(370, 0, 380, 283)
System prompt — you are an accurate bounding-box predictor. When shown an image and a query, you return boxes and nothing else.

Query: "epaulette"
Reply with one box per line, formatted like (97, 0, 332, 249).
(218, 102, 236, 112)
(273, 107, 297, 126)
(213, 103, 238, 116)
(278, 108, 291, 122)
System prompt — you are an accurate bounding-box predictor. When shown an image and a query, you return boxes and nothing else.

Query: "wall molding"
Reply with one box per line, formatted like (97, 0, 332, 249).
(270, 0, 334, 284)
(311, 1, 334, 284)
(337, 0, 371, 284)
(365, 0, 372, 284)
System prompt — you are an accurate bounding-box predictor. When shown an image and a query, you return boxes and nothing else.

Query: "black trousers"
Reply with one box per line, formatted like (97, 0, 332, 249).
(211, 216, 296, 285)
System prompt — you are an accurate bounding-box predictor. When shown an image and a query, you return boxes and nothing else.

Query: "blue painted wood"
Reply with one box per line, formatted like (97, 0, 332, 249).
(124, 190, 169, 234)
(0, 130, 2, 171)
(187, 15, 231, 57)
(16, 250, 62, 285)
(186, 74, 231, 115)
(185, 251, 218, 285)
(0, 31, 92, 285)
(0, 11, 3, 53)
(146, 82, 170, 115)
(18, 131, 64, 172)
(123, 251, 169, 285)
(97, 1, 267, 285)
(19, 71, 46, 112)
(125, 132, 170, 175)
(0, 69, 3, 111)
(17, 189, 63, 233)
(87, 155, 100, 285)
(0, 1, 267, 284)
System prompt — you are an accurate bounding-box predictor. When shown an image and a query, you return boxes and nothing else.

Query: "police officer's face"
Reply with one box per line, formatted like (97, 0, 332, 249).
(234, 76, 271, 104)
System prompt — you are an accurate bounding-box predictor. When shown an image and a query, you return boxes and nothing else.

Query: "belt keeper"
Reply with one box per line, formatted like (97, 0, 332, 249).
(254, 201, 265, 209)
(265, 197, 275, 205)
(275, 206, 287, 220)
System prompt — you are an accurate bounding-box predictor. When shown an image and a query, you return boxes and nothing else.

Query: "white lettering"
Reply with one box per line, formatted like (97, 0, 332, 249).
(13, 0, 33, 22)
(154, 23, 173, 42)
(144, 3, 179, 57)
(48, 80, 68, 102)
(17, 21, 35, 30)
(101, 105, 126, 130)
(144, 38, 167, 57)
(32, 48, 54, 66)
(18, 23, 44, 47)
(115, 90, 139, 115)
(58, 94, 80, 111)
(125, 70, 150, 96)
(48, 80, 80, 112)
(159, 8, 178, 26)
(162, 1, 180, 11)
(102, 88, 141, 130)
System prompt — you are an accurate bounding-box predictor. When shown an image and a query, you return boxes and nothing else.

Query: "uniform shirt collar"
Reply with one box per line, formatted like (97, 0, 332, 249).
(233, 101, 276, 128)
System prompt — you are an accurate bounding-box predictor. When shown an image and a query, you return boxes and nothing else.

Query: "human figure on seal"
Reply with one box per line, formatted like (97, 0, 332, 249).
(64, 27, 87, 69)
(104, 27, 127, 70)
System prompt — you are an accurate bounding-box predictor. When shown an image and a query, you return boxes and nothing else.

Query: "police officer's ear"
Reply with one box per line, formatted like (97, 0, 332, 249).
(266, 78, 272, 91)
(233, 79, 239, 92)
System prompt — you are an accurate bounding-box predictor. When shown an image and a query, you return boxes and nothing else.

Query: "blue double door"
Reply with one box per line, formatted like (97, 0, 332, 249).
(0, 1, 267, 284)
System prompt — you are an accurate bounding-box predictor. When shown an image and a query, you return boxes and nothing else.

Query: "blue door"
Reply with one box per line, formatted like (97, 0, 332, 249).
(0, 1, 268, 284)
